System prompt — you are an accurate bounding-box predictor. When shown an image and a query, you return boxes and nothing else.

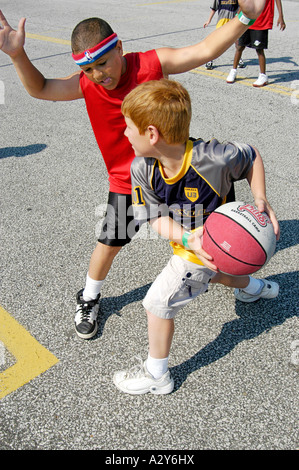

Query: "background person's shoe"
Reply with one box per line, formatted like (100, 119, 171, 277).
(205, 61, 213, 70)
(226, 69, 237, 83)
(253, 73, 268, 87)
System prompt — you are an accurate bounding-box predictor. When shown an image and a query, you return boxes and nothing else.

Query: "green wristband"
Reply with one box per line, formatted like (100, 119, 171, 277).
(182, 232, 192, 249)
(236, 11, 256, 26)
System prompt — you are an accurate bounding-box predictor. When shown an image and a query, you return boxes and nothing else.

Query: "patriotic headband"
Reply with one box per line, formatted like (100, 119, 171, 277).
(72, 33, 118, 66)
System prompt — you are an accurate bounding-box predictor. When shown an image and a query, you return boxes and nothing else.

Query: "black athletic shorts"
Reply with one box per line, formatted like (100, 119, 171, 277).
(238, 29, 268, 50)
(98, 192, 139, 247)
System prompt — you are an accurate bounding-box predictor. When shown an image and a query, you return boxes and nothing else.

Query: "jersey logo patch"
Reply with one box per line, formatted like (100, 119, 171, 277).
(184, 187, 199, 202)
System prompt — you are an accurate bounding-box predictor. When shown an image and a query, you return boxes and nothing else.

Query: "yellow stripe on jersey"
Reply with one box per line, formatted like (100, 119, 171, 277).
(157, 140, 193, 184)
(150, 160, 158, 190)
(170, 241, 205, 265)
(170, 226, 205, 265)
(191, 163, 221, 197)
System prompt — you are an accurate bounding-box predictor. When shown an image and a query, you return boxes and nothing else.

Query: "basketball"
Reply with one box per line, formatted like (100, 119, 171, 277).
(202, 201, 276, 275)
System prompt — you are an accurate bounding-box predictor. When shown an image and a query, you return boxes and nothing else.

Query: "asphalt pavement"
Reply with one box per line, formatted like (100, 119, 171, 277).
(0, 0, 298, 452)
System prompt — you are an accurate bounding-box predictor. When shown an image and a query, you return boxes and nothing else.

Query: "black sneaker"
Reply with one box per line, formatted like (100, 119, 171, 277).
(75, 289, 101, 339)
(238, 58, 246, 68)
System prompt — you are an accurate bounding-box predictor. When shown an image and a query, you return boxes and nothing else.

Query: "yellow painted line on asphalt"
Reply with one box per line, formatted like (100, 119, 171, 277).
(25, 32, 294, 97)
(26, 32, 71, 46)
(138, 0, 197, 4)
(0, 305, 59, 399)
(191, 66, 294, 96)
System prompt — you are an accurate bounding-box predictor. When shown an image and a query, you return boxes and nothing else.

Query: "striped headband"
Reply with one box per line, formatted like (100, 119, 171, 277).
(72, 33, 118, 66)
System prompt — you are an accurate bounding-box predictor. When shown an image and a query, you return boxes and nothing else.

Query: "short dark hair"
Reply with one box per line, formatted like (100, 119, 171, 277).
(71, 18, 114, 54)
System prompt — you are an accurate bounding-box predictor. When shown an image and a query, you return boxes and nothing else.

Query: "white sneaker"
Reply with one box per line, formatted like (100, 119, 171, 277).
(226, 69, 237, 83)
(253, 73, 268, 87)
(234, 279, 279, 303)
(113, 357, 174, 395)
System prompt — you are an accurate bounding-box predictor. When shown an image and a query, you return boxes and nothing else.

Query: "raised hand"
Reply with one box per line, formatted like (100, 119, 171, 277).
(238, 0, 266, 19)
(0, 10, 26, 58)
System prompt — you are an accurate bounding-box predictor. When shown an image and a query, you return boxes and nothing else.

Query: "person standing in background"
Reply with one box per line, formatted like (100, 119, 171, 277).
(204, 0, 242, 70)
(226, 0, 286, 86)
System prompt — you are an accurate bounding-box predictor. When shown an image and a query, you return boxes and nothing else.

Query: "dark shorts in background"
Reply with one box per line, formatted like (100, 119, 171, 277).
(98, 192, 139, 247)
(238, 29, 269, 49)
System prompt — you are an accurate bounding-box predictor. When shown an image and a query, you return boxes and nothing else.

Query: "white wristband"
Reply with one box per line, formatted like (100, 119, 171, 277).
(236, 11, 256, 26)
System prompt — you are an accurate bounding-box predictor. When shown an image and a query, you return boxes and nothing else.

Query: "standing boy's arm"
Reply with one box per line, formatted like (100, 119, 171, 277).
(0, 10, 83, 101)
(246, 147, 280, 240)
(275, 0, 286, 31)
(156, 0, 266, 74)
(204, 9, 216, 28)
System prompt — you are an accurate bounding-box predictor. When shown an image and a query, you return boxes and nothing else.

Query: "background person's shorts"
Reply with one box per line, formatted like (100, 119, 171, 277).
(143, 255, 216, 319)
(98, 192, 139, 247)
(238, 29, 269, 49)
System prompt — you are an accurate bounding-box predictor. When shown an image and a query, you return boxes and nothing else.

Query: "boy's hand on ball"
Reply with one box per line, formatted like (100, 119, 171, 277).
(188, 231, 218, 272)
(254, 197, 280, 240)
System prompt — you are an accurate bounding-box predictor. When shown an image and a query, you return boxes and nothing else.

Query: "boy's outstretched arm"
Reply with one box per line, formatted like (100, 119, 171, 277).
(156, 0, 266, 75)
(0, 10, 82, 101)
(246, 147, 280, 240)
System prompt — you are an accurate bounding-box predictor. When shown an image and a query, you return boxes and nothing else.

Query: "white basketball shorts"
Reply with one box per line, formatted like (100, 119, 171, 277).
(143, 255, 216, 319)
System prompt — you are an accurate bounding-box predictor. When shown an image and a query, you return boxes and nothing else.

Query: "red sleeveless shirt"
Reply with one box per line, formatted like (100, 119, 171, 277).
(80, 50, 163, 194)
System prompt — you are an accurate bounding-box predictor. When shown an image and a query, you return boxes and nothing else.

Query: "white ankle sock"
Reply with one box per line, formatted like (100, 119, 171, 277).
(242, 277, 263, 295)
(146, 354, 169, 379)
(82, 273, 104, 301)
